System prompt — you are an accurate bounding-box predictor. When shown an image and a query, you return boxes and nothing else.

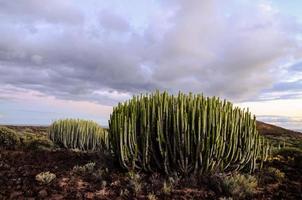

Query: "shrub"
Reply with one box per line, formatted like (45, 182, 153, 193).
(48, 119, 108, 151)
(21, 132, 53, 150)
(126, 171, 142, 196)
(72, 162, 96, 175)
(274, 147, 302, 167)
(274, 147, 302, 158)
(35, 171, 56, 185)
(92, 168, 108, 182)
(147, 193, 157, 200)
(222, 173, 257, 199)
(267, 167, 285, 182)
(162, 180, 173, 195)
(0, 126, 20, 149)
(109, 91, 268, 175)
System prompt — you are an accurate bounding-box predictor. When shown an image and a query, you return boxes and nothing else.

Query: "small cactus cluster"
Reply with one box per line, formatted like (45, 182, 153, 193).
(109, 91, 269, 175)
(48, 119, 108, 151)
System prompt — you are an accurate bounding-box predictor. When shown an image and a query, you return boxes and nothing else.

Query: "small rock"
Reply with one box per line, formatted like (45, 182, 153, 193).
(38, 189, 48, 198)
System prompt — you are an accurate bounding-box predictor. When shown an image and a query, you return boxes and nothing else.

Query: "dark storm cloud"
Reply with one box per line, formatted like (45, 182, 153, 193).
(0, 0, 301, 105)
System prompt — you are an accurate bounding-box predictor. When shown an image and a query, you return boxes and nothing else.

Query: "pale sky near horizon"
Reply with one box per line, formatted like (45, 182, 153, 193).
(0, 0, 302, 130)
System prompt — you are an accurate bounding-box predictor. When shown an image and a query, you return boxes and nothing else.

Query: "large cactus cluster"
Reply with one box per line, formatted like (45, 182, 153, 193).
(109, 91, 268, 175)
(49, 119, 109, 151)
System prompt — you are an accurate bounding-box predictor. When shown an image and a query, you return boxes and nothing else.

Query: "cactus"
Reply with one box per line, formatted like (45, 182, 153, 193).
(48, 119, 108, 151)
(109, 91, 268, 175)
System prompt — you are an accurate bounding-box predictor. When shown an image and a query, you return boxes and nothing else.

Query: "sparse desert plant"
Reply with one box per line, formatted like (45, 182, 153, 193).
(0, 126, 20, 149)
(147, 193, 157, 200)
(109, 91, 269, 175)
(48, 119, 109, 151)
(274, 147, 302, 157)
(72, 162, 96, 175)
(219, 197, 233, 200)
(267, 167, 285, 182)
(20, 132, 54, 150)
(274, 147, 302, 167)
(127, 171, 142, 196)
(162, 180, 173, 195)
(35, 171, 56, 185)
(119, 189, 130, 198)
(91, 167, 110, 182)
(222, 173, 257, 199)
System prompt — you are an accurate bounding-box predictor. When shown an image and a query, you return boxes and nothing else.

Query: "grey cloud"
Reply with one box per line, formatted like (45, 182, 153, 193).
(143, 1, 295, 99)
(0, 0, 83, 24)
(99, 10, 130, 32)
(0, 0, 301, 105)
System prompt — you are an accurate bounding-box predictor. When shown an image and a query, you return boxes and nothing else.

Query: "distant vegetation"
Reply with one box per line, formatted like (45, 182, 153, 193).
(0, 126, 53, 150)
(48, 119, 109, 152)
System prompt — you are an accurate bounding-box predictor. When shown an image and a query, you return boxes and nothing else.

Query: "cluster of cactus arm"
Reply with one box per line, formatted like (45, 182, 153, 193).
(109, 91, 270, 175)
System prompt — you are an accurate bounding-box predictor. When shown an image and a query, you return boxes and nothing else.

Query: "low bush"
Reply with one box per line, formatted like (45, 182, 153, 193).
(35, 171, 56, 185)
(274, 147, 302, 158)
(0, 126, 20, 149)
(72, 162, 96, 175)
(162, 180, 173, 196)
(147, 193, 157, 200)
(20, 132, 54, 150)
(267, 167, 285, 182)
(274, 147, 302, 167)
(222, 173, 257, 199)
(126, 171, 142, 196)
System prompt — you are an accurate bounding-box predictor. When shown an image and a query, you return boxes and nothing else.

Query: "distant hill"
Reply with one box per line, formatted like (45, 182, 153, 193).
(2, 122, 302, 139)
(257, 121, 302, 139)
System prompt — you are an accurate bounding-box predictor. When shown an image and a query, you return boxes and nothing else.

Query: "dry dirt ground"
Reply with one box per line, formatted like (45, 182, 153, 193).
(0, 125, 301, 200)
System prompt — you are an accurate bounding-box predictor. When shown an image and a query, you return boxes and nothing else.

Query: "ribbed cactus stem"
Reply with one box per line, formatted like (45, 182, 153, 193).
(109, 91, 266, 175)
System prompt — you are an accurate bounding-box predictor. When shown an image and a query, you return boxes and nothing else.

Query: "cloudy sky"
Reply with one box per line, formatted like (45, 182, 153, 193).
(0, 0, 302, 130)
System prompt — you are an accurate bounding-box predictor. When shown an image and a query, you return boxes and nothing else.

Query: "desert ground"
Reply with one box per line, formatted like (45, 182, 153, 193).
(0, 122, 301, 200)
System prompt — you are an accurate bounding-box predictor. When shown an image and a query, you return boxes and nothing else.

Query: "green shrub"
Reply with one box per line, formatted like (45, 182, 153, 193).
(109, 91, 268, 175)
(49, 119, 108, 151)
(21, 132, 53, 150)
(222, 173, 257, 199)
(0, 126, 20, 149)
